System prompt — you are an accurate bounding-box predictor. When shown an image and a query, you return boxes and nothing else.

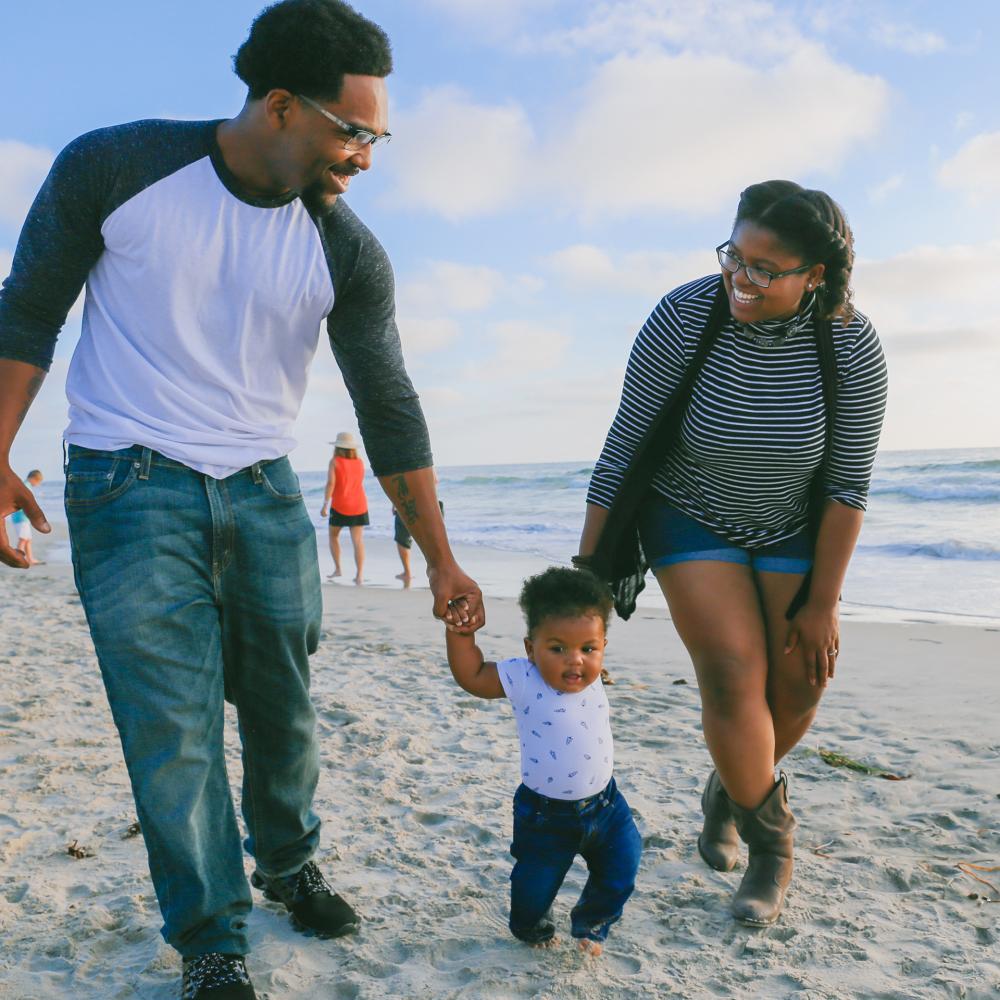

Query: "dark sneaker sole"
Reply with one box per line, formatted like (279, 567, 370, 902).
(290, 912, 360, 939)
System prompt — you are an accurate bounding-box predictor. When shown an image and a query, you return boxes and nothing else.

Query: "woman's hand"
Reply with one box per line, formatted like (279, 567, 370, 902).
(784, 601, 840, 688)
(319, 505, 328, 518)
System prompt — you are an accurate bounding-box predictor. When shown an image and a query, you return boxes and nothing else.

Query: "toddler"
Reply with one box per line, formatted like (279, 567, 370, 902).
(445, 566, 642, 954)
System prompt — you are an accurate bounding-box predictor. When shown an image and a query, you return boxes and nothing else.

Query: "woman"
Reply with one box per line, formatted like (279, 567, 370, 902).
(320, 431, 369, 585)
(577, 181, 888, 925)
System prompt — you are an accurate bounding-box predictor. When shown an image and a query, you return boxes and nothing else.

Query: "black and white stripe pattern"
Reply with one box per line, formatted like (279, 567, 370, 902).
(588, 274, 888, 547)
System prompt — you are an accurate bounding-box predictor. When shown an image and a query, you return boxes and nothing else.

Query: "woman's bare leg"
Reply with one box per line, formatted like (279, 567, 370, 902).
(654, 562, 774, 810)
(755, 571, 824, 762)
(328, 526, 342, 577)
(349, 525, 365, 585)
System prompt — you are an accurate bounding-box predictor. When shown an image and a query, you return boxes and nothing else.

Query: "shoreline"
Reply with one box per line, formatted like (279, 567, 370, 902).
(12, 519, 1000, 631)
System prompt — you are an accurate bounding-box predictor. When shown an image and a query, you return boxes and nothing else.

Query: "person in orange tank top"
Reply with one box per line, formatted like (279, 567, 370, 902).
(320, 431, 369, 584)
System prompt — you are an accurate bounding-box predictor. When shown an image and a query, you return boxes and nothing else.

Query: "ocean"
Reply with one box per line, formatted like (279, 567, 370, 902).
(16, 447, 1000, 625)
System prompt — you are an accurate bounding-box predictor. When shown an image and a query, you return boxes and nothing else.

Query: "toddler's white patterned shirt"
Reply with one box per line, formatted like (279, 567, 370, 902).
(498, 657, 613, 801)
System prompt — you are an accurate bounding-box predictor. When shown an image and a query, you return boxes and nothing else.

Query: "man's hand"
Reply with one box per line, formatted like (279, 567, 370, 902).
(0, 463, 50, 569)
(427, 561, 484, 634)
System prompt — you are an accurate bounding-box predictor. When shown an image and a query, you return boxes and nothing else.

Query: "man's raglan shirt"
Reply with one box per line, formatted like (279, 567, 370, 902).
(0, 119, 431, 478)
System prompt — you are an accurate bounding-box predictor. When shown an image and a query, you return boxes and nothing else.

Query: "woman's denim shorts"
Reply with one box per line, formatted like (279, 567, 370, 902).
(637, 494, 813, 574)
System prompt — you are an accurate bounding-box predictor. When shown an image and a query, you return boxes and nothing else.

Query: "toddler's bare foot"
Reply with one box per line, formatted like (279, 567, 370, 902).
(577, 938, 602, 957)
(532, 936, 559, 948)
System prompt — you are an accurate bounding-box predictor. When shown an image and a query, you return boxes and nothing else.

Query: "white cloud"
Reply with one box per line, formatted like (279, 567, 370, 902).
(0, 140, 53, 231)
(394, 259, 541, 356)
(869, 21, 946, 55)
(465, 320, 570, 380)
(397, 260, 506, 315)
(938, 131, 1000, 201)
(954, 111, 974, 132)
(853, 241, 1000, 337)
(422, 0, 559, 29)
(384, 87, 535, 221)
(398, 316, 462, 355)
(545, 46, 889, 219)
(522, 0, 803, 61)
(386, 7, 889, 225)
(867, 173, 903, 204)
(545, 244, 715, 298)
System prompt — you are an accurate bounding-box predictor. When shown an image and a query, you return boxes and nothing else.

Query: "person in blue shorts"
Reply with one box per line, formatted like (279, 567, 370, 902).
(9, 469, 43, 565)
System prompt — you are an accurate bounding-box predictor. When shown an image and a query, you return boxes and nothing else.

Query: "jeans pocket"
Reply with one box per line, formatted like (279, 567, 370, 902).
(259, 459, 303, 501)
(65, 454, 139, 508)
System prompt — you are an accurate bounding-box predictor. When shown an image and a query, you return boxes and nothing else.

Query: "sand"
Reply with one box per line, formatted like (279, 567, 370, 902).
(1, 527, 999, 999)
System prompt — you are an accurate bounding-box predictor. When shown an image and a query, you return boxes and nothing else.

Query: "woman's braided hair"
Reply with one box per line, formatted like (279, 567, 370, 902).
(734, 180, 855, 321)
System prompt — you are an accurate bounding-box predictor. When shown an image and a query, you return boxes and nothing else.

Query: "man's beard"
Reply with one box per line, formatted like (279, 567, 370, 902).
(299, 168, 356, 216)
(299, 177, 337, 216)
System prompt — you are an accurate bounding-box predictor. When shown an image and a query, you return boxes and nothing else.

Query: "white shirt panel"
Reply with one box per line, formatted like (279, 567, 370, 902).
(64, 156, 335, 478)
(498, 657, 613, 801)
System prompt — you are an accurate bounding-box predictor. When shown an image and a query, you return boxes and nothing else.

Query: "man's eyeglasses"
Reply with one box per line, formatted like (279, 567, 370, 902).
(716, 242, 813, 289)
(297, 95, 392, 151)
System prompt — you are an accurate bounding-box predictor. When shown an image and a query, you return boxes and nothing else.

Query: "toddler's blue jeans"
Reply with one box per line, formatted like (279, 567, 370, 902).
(509, 776, 642, 944)
(65, 445, 323, 958)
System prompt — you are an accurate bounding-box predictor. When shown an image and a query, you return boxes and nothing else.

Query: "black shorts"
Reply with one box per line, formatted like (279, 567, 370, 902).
(393, 511, 412, 549)
(328, 509, 370, 528)
(393, 500, 444, 549)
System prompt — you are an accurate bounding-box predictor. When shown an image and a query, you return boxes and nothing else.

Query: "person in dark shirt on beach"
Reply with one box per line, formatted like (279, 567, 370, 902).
(0, 2, 482, 997)
(578, 181, 887, 928)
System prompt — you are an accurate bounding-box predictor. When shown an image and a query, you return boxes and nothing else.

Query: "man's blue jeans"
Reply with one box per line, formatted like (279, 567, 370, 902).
(509, 777, 642, 944)
(65, 445, 323, 957)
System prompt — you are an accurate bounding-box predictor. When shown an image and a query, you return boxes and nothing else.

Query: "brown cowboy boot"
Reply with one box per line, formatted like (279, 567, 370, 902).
(729, 773, 796, 926)
(697, 769, 739, 872)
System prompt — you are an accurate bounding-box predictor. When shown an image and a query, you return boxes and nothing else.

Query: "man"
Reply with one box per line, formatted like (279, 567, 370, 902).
(0, 2, 482, 997)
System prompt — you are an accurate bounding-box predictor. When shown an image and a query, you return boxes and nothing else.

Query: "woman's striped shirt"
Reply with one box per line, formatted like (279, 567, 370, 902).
(587, 274, 889, 547)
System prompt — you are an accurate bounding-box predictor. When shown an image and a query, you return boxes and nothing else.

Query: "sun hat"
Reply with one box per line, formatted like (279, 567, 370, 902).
(331, 431, 359, 450)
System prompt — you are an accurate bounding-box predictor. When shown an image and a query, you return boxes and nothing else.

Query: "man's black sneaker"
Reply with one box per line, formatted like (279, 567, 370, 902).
(181, 953, 256, 999)
(251, 860, 360, 939)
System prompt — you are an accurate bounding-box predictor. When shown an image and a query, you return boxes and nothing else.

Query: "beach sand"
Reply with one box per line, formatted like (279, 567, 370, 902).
(1, 528, 998, 999)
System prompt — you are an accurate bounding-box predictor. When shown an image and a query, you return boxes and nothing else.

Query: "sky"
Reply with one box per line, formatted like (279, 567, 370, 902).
(2, 0, 999, 475)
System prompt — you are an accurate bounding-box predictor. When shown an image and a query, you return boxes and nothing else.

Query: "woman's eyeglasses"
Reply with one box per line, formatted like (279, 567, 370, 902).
(716, 242, 813, 289)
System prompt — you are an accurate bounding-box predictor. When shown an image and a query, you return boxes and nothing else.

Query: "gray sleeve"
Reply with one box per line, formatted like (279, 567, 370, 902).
(0, 120, 216, 371)
(320, 202, 433, 477)
(0, 134, 109, 369)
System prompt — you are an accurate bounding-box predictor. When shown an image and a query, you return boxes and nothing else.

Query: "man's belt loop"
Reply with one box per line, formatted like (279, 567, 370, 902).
(250, 462, 263, 485)
(138, 447, 153, 481)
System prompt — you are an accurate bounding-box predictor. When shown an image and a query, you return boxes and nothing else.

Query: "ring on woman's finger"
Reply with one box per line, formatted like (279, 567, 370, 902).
(828, 648, 839, 657)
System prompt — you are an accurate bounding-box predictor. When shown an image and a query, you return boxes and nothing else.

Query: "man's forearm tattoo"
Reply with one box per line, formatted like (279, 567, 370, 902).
(16, 372, 45, 427)
(392, 474, 420, 526)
